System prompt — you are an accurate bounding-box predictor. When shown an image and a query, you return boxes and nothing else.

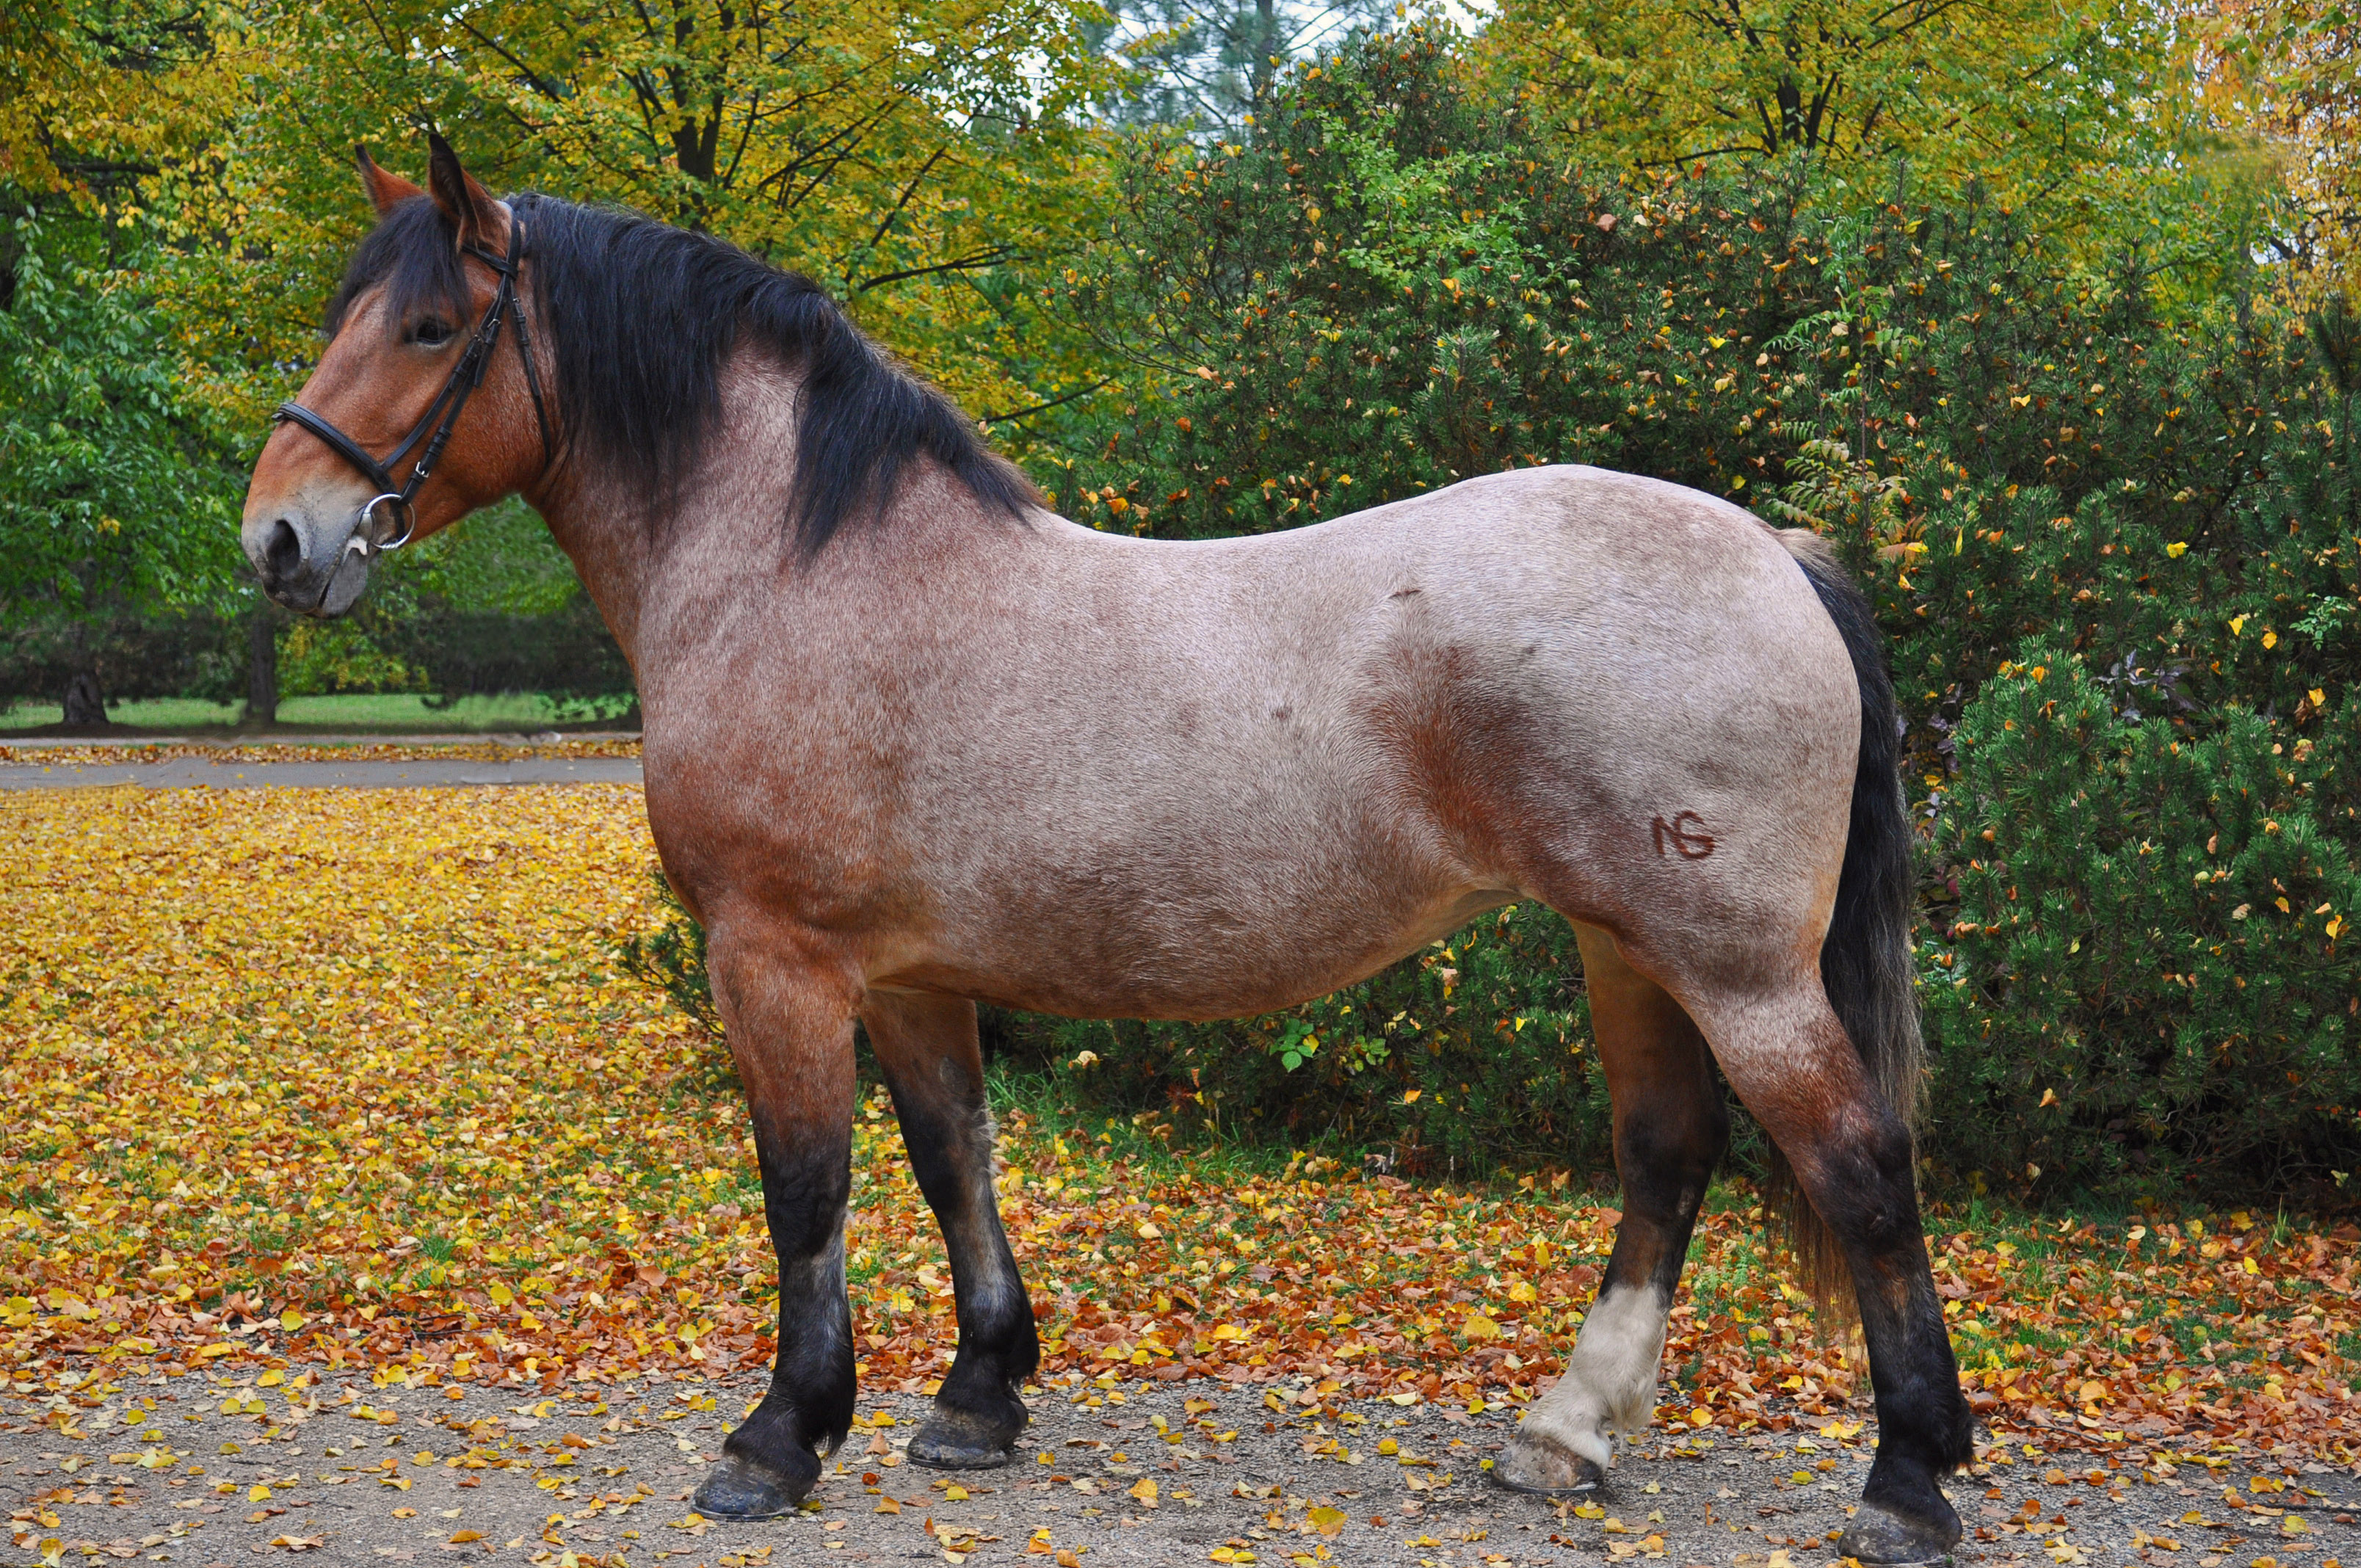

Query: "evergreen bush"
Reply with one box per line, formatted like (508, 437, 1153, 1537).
(1023, 903, 1609, 1177)
(1922, 650, 2361, 1195)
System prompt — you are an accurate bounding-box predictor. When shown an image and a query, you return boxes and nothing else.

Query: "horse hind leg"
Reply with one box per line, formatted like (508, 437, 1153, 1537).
(863, 992, 1039, 1467)
(1498, 926, 1728, 1494)
(1690, 974, 1972, 1563)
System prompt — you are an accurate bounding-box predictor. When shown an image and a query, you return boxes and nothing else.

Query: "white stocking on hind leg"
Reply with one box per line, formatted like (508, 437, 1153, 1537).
(1498, 929, 1728, 1493)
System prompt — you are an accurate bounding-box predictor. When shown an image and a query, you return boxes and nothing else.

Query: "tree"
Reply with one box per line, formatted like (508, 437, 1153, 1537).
(1094, 0, 1396, 134)
(0, 205, 244, 722)
(158, 0, 1124, 463)
(1479, 0, 2195, 222)
(2199, 0, 2361, 291)
(0, 0, 217, 204)
(0, 0, 266, 725)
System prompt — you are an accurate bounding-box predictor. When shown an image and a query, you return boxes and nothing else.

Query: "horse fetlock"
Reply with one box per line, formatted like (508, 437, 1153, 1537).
(1535, 1283, 1668, 1453)
(1840, 1448, 1966, 1566)
(910, 1393, 1028, 1470)
(1931, 1384, 1978, 1469)
(1606, 1375, 1658, 1435)
(909, 1365, 1029, 1470)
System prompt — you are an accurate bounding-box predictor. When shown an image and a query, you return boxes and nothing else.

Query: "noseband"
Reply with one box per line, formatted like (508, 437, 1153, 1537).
(272, 218, 554, 560)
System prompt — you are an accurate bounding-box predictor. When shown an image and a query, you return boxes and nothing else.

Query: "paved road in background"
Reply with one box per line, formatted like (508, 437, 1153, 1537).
(0, 757, 645, 789)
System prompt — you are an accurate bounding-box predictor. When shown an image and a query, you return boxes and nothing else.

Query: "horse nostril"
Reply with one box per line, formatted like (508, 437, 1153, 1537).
(264, 518, 305, 581)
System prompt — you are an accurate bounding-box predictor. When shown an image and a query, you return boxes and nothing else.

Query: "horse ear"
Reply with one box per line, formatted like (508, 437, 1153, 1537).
(424, 131, 500, 253)
(355, 145, 423, 219)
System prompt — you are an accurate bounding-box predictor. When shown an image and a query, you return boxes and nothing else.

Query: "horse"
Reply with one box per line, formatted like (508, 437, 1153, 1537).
(240, 134, 1973, 1563)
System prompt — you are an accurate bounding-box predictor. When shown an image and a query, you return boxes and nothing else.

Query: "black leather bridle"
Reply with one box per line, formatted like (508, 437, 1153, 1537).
(272, 217, 554, 562)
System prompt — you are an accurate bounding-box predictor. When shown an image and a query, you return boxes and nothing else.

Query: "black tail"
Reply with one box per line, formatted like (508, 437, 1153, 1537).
(1771, 531, 1924, 1322)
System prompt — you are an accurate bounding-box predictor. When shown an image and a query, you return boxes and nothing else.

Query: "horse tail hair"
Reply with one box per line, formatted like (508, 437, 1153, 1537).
(1769, 529, 1923, 1327)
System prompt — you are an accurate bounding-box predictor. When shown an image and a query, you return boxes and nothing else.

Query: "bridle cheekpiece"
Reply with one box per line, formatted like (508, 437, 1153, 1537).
(272, 215, 554, 562)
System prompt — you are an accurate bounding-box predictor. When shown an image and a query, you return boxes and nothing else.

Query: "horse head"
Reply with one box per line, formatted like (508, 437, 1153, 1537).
(242, 135, 551, 616)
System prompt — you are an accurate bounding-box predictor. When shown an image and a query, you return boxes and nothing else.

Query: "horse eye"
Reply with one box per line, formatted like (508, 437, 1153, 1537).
(410, 318, 455, 347)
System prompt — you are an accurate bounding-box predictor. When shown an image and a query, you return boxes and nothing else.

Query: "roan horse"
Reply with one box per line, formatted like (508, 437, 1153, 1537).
(242, 137, 1973, 1562)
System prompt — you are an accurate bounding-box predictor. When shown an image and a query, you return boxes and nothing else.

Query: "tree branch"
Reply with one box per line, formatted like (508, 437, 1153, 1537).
(852, 247, 1020, 293)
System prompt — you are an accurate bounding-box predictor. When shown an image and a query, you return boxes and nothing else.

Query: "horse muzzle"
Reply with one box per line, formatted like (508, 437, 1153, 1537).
(242, 491, 397, 617)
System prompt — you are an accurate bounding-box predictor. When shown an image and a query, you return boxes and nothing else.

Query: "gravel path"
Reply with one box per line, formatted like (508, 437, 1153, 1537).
(9, 1365, 2357, 1567)
(0, 758, 643, 790)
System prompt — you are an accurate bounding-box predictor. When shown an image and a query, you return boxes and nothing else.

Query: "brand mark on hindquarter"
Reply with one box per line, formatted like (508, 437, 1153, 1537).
(1651, 811, 1716, 860)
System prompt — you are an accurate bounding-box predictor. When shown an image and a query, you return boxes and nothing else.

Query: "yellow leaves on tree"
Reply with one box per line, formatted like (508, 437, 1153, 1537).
(160, 0, 1120, 455)
(2197, 0, 2361, 288)
(1478, 0, 2193, 226)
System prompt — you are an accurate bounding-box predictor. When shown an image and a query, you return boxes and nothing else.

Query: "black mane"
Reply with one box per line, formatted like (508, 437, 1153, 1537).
(324, 192, 1039, 553)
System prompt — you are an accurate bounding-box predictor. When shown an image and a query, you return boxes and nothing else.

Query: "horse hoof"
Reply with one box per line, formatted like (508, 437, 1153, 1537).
(909, 1408, 1023, 1470)
(692, 1454, 810, 1520)
(1836, 1501, 1962, 1566)
(1490, 1435, 1606, 1497)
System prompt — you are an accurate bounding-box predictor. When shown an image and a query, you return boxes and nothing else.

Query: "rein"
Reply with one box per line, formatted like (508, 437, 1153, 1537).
(272, 217, 554, 569)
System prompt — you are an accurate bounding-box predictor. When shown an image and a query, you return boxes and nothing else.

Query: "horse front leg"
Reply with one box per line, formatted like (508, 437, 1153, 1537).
(692, 932, 861, 1520)
(863, 992, 1038, 1467)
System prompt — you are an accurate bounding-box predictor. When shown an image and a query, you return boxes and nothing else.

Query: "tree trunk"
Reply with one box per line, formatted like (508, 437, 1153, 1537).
(1250, 0, 1277, 115)
(62, 669, 107, 727)
(247, 602, 280, 725)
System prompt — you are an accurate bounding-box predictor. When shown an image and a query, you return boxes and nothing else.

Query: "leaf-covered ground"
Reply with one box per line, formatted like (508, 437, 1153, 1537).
(4, 785, 2358, 1496)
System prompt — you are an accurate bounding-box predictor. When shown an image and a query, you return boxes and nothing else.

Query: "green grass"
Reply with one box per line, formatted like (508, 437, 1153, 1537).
(0, 697, 243, 730)
(985, 1060, 1319, 1186)
(0, 692, 634, 733)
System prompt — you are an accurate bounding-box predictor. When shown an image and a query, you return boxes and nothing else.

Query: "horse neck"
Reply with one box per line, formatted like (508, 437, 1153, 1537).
(530, 464, 656, 667)
(525, 355, 813, 671)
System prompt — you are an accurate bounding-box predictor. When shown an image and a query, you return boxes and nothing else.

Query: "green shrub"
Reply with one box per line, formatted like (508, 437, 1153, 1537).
(1054, 24, 2268, 552)
(1921, 649, 2361, 1196)
(1057, 25, 1838, 535)
(617, 872, 721, 1039)
(0, 604, 248, 707)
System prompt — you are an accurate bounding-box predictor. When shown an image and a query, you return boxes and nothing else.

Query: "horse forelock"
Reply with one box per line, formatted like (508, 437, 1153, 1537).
(323, 196, 471, 341)
(326, 189, 1037, 553)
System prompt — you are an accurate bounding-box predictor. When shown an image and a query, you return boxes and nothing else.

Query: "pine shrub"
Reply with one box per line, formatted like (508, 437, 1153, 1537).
(1922, 650, 2361, 1194)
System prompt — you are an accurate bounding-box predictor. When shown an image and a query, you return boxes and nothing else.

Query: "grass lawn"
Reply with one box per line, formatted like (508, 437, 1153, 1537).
(0, 692, 632, 732)
(2, 785, 2354, 1467)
